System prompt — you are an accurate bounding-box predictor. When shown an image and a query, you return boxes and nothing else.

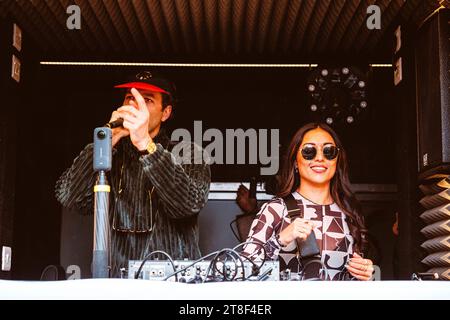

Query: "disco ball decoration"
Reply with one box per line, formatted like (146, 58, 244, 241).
(306, 67, 368, 125)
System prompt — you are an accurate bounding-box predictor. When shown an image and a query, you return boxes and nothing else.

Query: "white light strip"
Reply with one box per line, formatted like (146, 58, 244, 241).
(40, 61, 318, 68)
(369, 64, 393, 67)
(41, 61, 392, 68)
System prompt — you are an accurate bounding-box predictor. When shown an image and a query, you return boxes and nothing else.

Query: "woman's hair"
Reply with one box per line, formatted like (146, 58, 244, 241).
(277, 122, 368, 253)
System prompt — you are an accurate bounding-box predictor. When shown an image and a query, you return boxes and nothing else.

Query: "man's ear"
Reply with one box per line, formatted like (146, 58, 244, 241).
(161, 105, 172, 122)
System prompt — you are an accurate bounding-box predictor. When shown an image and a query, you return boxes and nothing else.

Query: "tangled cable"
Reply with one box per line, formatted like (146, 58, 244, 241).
(135, 241, 270, 283)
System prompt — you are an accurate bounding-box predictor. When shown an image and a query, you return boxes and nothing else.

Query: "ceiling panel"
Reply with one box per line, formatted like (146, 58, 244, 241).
(2, 0, 441, 61)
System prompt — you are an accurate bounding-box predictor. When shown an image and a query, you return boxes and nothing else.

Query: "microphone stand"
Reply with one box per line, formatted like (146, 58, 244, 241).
(92, 127, 112, 278)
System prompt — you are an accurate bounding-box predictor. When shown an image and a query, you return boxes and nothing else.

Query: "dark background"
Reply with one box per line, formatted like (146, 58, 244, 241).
(34, 65, 396, 183)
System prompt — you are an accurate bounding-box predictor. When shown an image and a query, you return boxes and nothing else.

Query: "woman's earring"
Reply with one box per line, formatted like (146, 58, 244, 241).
(294, 164, 299, 173)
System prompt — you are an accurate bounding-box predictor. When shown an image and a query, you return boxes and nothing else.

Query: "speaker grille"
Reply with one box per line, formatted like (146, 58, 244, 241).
(419, 174, 450, 195)
(421, 252, 450, 267)
(421, 235, 450, 252)
(420, 219, 450, 238)
(420, 173, 450, 279)
(419, 189, 450, 209)
(420, 203, 450, 224)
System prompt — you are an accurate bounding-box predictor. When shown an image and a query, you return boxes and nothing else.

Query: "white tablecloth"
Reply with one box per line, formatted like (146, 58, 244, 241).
(1, 279, 449, 300)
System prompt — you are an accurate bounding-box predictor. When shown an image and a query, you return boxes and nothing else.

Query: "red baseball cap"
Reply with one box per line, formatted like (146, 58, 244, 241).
(114, 71, 175, 97)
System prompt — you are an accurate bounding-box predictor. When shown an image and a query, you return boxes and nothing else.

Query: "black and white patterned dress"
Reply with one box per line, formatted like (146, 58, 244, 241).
(243, 192, 354, 280)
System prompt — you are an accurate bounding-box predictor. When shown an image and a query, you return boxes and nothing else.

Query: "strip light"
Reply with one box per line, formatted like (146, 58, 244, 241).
(40, 61, 318, 68)
(41, 61, 392, 68)
(369, 64, 393, 67)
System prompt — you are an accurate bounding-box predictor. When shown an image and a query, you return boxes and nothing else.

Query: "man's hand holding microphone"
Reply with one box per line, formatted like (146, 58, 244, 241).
(107, 88, 152, 150)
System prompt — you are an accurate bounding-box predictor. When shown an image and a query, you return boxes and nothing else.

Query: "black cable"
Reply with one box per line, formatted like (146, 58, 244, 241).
(159, 242, 269, 283)
(218, 249, 240, 282)
(299, 258, 328, 281)
(230, 252, 243, 281)
(162, 250, 221, 281)
(203, 248, 244, 283)
(233, 241, 267, 280)
(229, 219, 241, 242)
(224, 250, 240, 282)
(213, 249, 242, 282)
(234, 241, 267, 265)
(204, 249, 228, 283)
(134, 250, 177, 281)
(212, 250, 239, 281)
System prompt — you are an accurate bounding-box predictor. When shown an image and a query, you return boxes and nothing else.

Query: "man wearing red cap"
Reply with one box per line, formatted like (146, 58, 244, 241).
(56, 71, 211, 278)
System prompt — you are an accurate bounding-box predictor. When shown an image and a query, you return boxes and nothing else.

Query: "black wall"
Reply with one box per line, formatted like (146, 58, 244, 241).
(0, 15, 17, 280)
(36, 65, 397, 182)
(1, 17, 64, 280)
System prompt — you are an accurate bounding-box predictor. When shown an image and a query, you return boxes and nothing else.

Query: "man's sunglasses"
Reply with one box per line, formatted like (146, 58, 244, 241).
(300, 144, 339, 161)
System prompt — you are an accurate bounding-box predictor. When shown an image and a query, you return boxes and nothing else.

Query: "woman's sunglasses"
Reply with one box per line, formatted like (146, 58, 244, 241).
(300, 144, 339, 161)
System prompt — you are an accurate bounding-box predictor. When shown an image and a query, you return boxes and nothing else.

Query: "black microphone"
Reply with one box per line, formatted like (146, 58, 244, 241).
(297, 231, 320, 259)
(105, 118, 123, 128)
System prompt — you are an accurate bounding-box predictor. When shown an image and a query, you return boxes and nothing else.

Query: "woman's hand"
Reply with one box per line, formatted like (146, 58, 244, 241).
(346, 252, 374, 281)
(278, 218, 314, 246)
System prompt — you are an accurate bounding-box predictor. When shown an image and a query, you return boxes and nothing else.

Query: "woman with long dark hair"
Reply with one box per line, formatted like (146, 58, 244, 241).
(243, 123, 373, 280)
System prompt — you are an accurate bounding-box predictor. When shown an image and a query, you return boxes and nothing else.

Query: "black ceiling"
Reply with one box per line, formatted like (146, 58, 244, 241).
(2, 0, 442, 61)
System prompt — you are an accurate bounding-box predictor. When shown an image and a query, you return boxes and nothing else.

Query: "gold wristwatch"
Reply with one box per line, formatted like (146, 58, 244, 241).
(140, 139, 157, 155)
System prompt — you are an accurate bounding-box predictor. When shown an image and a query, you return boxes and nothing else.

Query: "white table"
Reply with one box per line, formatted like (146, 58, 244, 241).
(1, 279, 449, 300)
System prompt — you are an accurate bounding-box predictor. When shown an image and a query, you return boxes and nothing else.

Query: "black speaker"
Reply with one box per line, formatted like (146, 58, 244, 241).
(416, 9, 450, 174)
